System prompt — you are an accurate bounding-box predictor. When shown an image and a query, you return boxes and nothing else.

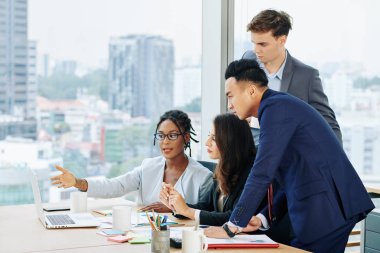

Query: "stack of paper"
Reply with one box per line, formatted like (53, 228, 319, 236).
(206, 234, 279, 248)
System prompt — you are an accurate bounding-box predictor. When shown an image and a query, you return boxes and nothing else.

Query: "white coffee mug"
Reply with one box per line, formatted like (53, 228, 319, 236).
(112, 205, 132, 231)
(182, 229, 208, 253)
(70, 191, 87, 213)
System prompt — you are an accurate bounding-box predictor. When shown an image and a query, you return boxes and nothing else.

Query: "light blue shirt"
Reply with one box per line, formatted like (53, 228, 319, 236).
(252, 51, 288, 148)
(257, 51, 287, 91)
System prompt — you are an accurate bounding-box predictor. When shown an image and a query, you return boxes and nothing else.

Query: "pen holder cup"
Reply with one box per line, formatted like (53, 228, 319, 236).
(151, 230, 170, 253)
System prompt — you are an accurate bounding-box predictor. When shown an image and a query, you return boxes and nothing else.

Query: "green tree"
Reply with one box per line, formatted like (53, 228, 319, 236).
(180, 96, 201, 112)
(81, 70, 108, 101)
(121, 125, 153, 147)
(38, 69, 108, 100)
(107, 156, 145, 178)
(39, 73, 81, 99)
(63, 150, 88, 178)
(353, 76, 380, 89)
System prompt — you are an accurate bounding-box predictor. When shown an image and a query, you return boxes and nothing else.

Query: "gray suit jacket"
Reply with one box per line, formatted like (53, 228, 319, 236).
(243, 50, 342, 143)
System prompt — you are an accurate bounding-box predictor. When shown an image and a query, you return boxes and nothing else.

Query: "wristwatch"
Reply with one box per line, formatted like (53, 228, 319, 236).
(222, 223, 239, 238)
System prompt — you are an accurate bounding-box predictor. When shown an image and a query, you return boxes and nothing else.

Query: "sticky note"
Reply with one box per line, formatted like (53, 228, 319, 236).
(129, 237, 151, 244)
(107, 235, 131, 243)
(103, 229, 125, 235)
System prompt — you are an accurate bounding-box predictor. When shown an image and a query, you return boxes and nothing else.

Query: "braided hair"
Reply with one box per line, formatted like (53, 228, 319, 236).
(153, 110, 198, 157)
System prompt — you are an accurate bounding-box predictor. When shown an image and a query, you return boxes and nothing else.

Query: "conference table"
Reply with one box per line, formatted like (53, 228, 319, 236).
(0, 198, 309, 253)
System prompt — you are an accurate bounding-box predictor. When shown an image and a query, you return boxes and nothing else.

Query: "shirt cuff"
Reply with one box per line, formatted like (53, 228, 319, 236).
(194, 209, 201, 223)
(257, 213, 270, 231)
(227, 221, 244, 230)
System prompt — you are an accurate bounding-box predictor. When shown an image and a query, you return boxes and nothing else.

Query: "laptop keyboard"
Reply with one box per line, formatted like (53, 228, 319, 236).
(46, 215, 75, 225)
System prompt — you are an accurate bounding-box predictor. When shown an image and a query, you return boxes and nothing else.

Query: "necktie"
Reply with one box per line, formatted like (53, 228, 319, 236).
(267, 183, 273, 224)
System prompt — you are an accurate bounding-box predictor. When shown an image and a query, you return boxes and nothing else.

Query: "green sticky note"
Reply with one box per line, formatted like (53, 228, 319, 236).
(129, 237, 151, 244)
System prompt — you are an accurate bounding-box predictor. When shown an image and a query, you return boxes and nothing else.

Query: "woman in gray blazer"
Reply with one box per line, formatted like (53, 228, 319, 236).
(51, 110, 212, 212)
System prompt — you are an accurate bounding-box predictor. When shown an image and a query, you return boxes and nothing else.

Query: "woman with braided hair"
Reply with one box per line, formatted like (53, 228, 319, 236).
(51, 110, 213, 212)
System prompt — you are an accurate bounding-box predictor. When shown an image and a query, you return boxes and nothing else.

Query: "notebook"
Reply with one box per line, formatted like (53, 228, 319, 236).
(206, 234, 279, 248)
(30, 169, 100, 229)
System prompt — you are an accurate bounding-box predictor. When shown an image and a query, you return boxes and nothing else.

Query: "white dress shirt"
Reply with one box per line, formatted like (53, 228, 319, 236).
(86, 156, 213, 205)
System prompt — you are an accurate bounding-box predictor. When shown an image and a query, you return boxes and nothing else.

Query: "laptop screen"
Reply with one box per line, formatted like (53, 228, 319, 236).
(29, 170, 47, 226)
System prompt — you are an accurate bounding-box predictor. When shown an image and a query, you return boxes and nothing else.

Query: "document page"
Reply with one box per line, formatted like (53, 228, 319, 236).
(206, 234, 279, 248)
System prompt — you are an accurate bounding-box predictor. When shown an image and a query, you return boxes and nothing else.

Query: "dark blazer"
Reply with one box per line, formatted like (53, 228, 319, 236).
(229, 89, 374, 244)
(175, 161, 293, 244)
(186, 166, 252, 226)
(242, 50, 342, 144)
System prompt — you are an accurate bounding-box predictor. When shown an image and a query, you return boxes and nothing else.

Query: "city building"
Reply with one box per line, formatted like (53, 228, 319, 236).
(27, 40, 37, 119)
(0, 0, 37, 140)
(108, 35, 174, 119)
(0, 137, 61, 205)
(0, 0, 29, 117)
(0, 114, 37, 140)
(53, 60, 77, 76)
(174, 62, 201, 108)
(340, 112, 380, 183)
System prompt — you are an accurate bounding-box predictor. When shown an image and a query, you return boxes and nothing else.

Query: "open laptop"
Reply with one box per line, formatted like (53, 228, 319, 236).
(30, 169, 100, 229)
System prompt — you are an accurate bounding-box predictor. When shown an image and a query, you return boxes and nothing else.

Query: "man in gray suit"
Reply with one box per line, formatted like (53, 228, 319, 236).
(243, 9, 342, 144)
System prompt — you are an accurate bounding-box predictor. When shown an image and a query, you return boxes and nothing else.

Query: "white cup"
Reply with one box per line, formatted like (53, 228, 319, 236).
(182, 229, 208, 253)
(70, 191, 87, 213)
(112, 205, 132, 231)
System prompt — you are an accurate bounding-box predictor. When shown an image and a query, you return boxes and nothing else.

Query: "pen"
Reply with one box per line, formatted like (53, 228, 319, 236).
(160, 222, 181, 226)
(156, 214, 161, 228)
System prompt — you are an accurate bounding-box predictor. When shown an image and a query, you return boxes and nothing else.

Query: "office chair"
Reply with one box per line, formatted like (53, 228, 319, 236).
(198, 160, 217, 172)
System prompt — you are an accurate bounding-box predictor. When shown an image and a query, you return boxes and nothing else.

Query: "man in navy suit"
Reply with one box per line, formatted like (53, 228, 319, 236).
(204, 59, 374, 253)
(243, 9, 342, 144)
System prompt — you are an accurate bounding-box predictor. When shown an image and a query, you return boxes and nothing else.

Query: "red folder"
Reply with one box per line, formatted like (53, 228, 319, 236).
(208, 243, 279, 248)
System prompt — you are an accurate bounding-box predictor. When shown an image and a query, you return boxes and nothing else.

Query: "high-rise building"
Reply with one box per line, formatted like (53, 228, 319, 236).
(0, 0, 28, 116)
(341, 111, 380, 182)
(108, 35, 174, 119)
(0, 0, 37, 140)
(174, 63, 201, 108)
(27, 40, 37, 119)
(53, 60, 77, 75)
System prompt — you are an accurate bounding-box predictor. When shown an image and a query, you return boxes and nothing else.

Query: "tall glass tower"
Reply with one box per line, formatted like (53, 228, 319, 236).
(0, 0, 37, 140)
(108, 35, 174, 119)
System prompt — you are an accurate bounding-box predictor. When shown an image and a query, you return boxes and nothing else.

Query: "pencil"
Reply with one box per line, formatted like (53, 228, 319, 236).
(145, 211, 157, 231)
(151, 209, 156, 222)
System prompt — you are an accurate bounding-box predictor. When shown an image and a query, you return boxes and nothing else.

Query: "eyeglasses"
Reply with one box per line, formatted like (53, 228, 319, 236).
(154, 132, 183, 141)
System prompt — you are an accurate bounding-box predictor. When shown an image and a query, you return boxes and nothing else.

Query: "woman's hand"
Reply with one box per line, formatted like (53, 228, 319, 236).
(51, 165, 77, 189)
(159, 183, 178, 213)
(139, 202, 172, 213)
(168, 190, 195, 219)
(159, 183, 172, 208)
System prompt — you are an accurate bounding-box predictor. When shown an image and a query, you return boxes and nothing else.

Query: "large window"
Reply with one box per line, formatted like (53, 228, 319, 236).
(234, 0, 380, 185)
(0, 0, 202, 205)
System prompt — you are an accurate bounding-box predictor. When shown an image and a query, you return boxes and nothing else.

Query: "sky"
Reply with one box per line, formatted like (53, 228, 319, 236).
(235, 0, 380, 76)
(29, 0, 202, 69)
(29, 0, 380, 75)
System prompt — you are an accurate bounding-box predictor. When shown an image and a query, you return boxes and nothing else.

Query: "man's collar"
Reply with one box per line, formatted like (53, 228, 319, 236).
(258, 50, 287, 80)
